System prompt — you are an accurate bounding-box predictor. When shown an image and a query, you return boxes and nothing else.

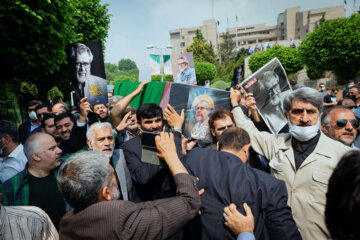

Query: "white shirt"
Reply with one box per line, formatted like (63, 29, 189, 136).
(0, 144, 28, 183)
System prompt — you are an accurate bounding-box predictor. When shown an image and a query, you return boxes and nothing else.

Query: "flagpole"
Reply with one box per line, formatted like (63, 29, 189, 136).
(236, 15, 238, 49)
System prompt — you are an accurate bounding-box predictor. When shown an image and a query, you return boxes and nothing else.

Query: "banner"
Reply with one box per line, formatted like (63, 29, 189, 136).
(149, 54, 172, 75)
(66, 41, 108, 106)
(240, 57, 291, 134)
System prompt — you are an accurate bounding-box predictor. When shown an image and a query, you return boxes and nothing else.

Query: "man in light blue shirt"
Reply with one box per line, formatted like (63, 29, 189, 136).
(0, 121, 27, 183)
(175, 56, 197, 85)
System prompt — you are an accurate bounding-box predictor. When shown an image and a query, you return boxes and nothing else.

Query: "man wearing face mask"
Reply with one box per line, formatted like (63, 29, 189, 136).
(0, 121, 28, 183)
(230, 87, 351, 240)
(175, 56, 197, 85)
(18, 100, 43, 144)
(342, 80, 355, 98)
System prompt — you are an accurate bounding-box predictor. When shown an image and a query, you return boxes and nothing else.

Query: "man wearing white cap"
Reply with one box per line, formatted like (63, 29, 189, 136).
(175, 56, 197, 85)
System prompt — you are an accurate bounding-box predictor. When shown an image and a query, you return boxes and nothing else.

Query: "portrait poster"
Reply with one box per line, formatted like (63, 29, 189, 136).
(240, 57, 291, 134)
(66, 41, 108, 106)
(171, 52, 197, 85)
(169, 83, 231, 140)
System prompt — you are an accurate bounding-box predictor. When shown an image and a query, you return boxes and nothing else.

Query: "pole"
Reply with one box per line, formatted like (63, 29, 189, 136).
(160, 48, 164, 82)
(236, 15, 238, 49)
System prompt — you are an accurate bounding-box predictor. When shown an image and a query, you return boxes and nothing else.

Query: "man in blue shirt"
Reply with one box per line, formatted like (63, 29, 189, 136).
(175, 56, 197, 85)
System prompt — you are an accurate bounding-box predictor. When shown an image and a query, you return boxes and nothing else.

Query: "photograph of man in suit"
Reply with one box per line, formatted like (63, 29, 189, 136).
(71, 43, 107, 105)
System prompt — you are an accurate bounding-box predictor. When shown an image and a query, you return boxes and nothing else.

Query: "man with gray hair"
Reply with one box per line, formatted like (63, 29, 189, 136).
(58, 133, 201, 239)
(230, 87, 351, 240)
(86, 122, 136, 201)
(175, 56, 196, 85)
(0, 132, 66, 230)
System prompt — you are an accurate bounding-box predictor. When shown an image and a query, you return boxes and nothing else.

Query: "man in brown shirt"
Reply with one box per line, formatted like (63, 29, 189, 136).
(58, 132, 201, 240)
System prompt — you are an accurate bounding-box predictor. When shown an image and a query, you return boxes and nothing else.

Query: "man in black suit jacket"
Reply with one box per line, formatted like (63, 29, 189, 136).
(18, 100, 42, 144)
(182, 127, 301, 240)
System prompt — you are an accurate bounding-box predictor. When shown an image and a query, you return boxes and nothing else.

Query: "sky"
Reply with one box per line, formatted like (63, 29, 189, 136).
(101, 0, 353, 69)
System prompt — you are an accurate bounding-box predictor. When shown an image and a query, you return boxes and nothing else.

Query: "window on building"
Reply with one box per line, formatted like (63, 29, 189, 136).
(180, 42, 185, 47)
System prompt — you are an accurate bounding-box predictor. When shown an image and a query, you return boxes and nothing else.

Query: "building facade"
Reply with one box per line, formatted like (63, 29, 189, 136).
(169, 6, 344, 54)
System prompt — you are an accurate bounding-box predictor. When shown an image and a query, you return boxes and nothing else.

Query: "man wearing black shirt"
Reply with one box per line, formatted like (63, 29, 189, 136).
(0, 132, 66, 230)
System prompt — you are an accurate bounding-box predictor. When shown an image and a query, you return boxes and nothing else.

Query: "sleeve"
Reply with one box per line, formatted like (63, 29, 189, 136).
(265, 181, 302, 240)
(121, 173, 201, 240)
(122, 140, 163, 185)
(237, 232, 255, 240)
(232, 106, 279, 161)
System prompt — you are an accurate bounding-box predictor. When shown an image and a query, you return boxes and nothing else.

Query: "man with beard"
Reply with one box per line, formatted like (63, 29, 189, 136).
(115, 106, 141, 148)
(321, 106, 358, 148)
(191, 99, 212, 140)
(122, 103, 184, 201)
(93, 103, 109, 122)
(41, 113, 61, 144)
(231, 87, 351, 240)
(86, 122, 136, 201)
(175, 56, 196, 85)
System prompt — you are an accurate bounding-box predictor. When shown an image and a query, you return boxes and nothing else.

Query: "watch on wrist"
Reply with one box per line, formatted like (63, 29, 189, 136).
(171, 126, 182, 133)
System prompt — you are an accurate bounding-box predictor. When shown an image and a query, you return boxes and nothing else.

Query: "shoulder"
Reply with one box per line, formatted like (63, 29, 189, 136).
(18, 121, 30, 130)
(1, 169, 27, 187)
(122, 136, 141, 150)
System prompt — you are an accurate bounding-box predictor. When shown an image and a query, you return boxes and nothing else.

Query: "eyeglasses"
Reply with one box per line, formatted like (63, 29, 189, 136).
(336, 119, 360, 128)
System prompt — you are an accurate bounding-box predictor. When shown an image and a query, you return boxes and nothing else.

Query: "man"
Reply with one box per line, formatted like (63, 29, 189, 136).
(318, 83, 327, 97)
(18, 100, 42, 144)
(115, 106, 141, 148)
(35, 103, 50, 123)
(72, 43, 107, 105)
(321, 106, 358, 147)
(0, 133, 66, 230)
(231, 87, 351, 240)
(41, 113, 60, 140)
(191, 99, 212, 140)
(337, 97, 356, 109)
(325, 150, 360, 240)
(51, 102, 67, 114)
(0, 193, 58, 240)
(58, 133, 201, 240)
(323, 88, 338, 108)
(0, 120, 27, 183)
(183, 128, 301, 239)
(208, 110, 235, 142)
(122, 103, 183, 201)
(55, 98, 89, 156)
(93, 103, 109, 122)
(86, 122, 136, 201)
(342, 79, 355, 98)
(175, 56, 196, 85)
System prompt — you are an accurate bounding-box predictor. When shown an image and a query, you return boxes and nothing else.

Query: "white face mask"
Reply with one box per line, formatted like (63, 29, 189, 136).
(288, 118, 320, 142)
(28, 111, 37, 121)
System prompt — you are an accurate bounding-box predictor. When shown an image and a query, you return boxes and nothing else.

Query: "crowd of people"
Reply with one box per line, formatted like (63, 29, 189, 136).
(1, 78, 360, 240)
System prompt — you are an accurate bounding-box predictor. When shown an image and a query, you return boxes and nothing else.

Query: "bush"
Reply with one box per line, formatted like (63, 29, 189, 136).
(248, 46, 303, 74)
(306, 68, 325, 80)
(114, 74, 138, 82)
(47, 86, 64, 100)
(210, 80, 230, 90)
(151, 75, 174, 82)
(194, 62, 217, 85)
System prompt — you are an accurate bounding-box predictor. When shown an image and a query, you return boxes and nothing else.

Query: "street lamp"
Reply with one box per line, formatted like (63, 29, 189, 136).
(147, 44, 173, 82)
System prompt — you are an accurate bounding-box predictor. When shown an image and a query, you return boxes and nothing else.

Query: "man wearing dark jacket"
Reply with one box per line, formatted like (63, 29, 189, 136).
(182, 127, 301, 240)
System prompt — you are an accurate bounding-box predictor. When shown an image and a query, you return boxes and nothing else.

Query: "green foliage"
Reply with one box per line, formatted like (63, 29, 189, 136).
(299, 14, 360, 83)
(151, 75, 173, 82)
(248, 46, 303, 74)
(118, 59, 138, 72)
(210, 80, 230, 90)
(47, 86, 64, 100)
(20, 82, 38, 97)
(185, 38, 216, 63)
(306, 68, 325, 80)
(219, 32, 236, 63)
(194, 62, 217, 85)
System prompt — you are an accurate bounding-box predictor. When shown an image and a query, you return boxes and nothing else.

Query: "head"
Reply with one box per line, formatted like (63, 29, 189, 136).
(52, 102, 68, 114)
(209, 110, 235, 141)
(24, 133, 62, 171)
(321, 106, 358, 146)
(348, 86, 360, 103)
(41, 113, 59, 138)
(87, 122, 114, 158)
(319, 83, 326, 91)
(74, 43, 93, 84)
(347, 79, 355, 88)
(262, 71, 281, 105)
(339, 98, 356, 109)
(35, 104, 49, 122)
(325, 150, 360, 240)
(54, 112, 75, 140)
(57, 151, 119, 212)
(122, 106, 138, 132)
(93, 104, 108, 120)
(195, 100, 211, 124)
(108, 95, 123, 110)
(0, 120, 19, 156)
(136, 103, 163, 133)
(283, 87, 323, 126)
(177, 56, 189, 72)
(218, 127, 251, 163)
(27, 100, 42, 121)
(330, 88, 339, 97)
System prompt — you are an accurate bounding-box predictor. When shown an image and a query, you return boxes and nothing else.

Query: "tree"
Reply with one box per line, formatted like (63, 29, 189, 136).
(118, 59, 138, 72)
(185, 33, 216, 63)
(299, 14, 360, 83)
(248, 46, 303, 74)
(194, 62, 217, 85)
(218, 32, 236, 63)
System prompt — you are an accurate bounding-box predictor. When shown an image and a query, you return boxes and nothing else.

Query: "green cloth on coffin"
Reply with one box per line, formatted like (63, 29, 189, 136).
(114, 81, 166, 109)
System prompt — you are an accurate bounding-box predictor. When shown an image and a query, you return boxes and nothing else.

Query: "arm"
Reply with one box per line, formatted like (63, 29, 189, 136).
(224, 203, 254, 239)
(110, 81, 149, 127)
